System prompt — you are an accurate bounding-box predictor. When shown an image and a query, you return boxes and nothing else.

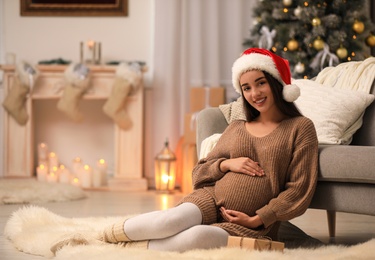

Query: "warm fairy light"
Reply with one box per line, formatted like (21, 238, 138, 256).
(304, 2, 309, 7)
(40, 164, 45, 170)
(283, 47, 288, 51)
(283, 8, 288, 13)
(99, 159, 105, 165)
(348, 57, 352, 61)
(351, 52, 356, 57)
(49, 152, 56, 158)
(272, 47, 277, 52)
(84, 164, 90, 170)
(353, 35, 357, 39)
(60, 165, 65, 169)
(52, 166, 58, 172)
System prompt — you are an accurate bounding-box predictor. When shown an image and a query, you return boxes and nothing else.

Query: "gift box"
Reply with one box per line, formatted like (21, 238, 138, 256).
(190, 87, 225, 113)
(227, 236, 284, 252)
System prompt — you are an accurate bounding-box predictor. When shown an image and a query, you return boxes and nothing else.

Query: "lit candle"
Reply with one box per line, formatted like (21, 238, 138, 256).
(80, 164, 92, 188)
(48, 152, 59, 169)
(87, 40, 95, 64)
(59, 165, 71, 184)
(36, 164, 47, 182)
(92, 168, 102, 187)
(87, 40, 95, 49)
(96, 159, 107, 186)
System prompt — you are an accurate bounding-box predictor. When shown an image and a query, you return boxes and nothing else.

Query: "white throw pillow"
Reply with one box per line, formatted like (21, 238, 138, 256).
(293, 79, 375, 144)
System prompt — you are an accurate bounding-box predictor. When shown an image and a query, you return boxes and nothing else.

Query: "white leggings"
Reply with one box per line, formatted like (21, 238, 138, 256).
(124, 202, 229, 252)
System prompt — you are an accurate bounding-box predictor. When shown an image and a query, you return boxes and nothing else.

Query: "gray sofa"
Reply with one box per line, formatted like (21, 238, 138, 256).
(196, 79, 375, 238)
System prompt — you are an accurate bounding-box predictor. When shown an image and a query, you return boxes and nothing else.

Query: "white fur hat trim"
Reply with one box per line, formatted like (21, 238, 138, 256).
(232, 52, 300, 102)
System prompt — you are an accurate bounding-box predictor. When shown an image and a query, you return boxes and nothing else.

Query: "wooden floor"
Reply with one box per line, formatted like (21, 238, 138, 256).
(1, 190, 375, 259)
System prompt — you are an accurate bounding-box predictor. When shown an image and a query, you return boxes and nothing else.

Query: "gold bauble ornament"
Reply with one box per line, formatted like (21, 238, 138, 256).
(365, 34, 375, 47)
(283, 0, 293, 6)
(336, 46, 348, 59)
(313, 38, 324, 50)
(352, 20, 365, 34)
(287, 39, 299, 51)
(311, 17, 321, 27)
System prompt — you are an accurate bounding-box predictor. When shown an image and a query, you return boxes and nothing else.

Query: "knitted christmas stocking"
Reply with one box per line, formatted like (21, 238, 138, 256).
(2, 62, 38, 125)
(103, 62, 142, 130)
(57, 63, 90, 122)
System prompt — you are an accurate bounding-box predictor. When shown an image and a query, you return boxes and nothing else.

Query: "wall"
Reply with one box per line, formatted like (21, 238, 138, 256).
(0, 0, 154, 180)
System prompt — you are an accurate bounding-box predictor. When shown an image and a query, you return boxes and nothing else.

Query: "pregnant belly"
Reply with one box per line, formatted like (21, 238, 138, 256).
(214, 172, 274, 217)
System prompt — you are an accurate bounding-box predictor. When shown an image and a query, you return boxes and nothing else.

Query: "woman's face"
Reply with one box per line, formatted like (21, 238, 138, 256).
(240, 70, 277, 115)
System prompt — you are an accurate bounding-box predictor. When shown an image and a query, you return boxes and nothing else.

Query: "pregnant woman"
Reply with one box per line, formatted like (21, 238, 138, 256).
(65, 48, 318, 253)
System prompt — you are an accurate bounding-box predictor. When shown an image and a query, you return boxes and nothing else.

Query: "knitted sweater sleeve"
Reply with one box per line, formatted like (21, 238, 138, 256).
(191, 123, 236, 189)
(256, 118, 319, 228)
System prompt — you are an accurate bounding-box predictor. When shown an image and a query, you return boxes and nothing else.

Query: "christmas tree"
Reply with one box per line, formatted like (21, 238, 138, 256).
(244, 0, 375, 79)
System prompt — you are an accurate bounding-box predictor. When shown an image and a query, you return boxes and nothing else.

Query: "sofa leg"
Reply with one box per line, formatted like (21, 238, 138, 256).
(327, 210, 336, 237)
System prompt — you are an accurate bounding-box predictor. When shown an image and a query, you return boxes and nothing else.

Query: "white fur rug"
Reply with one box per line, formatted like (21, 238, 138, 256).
(0, 178, 86, 204)
(4, 206, 375, 260)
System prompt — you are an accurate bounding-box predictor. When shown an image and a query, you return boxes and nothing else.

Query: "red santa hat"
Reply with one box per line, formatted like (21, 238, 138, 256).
(232, 48, 300, 102)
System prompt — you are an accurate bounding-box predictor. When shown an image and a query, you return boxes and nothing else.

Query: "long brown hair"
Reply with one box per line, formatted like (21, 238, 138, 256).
(242, 71, 302, 121)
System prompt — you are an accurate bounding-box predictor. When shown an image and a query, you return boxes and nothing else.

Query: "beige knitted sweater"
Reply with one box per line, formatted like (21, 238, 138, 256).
(191, 116, 318, 235)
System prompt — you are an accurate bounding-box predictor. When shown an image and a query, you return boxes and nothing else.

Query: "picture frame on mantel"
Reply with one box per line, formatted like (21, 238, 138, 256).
(20, 0, 128, 17)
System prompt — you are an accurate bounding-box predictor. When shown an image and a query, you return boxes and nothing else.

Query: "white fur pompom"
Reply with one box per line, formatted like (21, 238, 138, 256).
(116, 62, 142, 91)
(16, 61, 39, 87)
(282, 84, 300, 102)
(64, 63, 90, 89)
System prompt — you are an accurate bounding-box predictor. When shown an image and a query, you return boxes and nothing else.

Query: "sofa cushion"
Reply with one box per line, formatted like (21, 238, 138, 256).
(318, 145, 375, 184)
(293, 79, 374, 145)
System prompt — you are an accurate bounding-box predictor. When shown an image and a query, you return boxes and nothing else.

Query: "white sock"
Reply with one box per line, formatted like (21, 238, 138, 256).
(124, 202, 202, 241)
(149, 225, 229, 252)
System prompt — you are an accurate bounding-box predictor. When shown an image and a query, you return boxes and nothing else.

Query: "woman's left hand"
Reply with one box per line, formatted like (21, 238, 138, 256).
(220, 207, 263, 229)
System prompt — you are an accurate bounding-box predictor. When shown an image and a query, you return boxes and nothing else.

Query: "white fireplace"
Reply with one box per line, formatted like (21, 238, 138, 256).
(1, 64, 147, 191)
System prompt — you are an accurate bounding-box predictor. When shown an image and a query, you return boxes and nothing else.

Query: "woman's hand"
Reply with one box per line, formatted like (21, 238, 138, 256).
(220, 157, 264, 176)
(220, 207, 263, 229)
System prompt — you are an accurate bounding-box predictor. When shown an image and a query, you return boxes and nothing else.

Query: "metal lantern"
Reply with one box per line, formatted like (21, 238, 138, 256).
(154, 139, 176, 192)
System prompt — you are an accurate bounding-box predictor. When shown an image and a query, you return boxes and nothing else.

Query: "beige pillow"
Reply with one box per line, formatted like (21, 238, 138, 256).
(293, 79, 374, 144)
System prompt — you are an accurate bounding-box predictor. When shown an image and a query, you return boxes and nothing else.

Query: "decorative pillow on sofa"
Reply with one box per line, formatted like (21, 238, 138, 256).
(293, 79, 375, 144)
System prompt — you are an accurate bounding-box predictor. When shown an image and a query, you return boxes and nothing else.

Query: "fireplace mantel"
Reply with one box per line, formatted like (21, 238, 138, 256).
(1, 64, 147, 191)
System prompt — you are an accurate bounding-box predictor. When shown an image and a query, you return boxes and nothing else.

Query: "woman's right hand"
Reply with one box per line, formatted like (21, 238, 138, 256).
(220, 157, 264, 176)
